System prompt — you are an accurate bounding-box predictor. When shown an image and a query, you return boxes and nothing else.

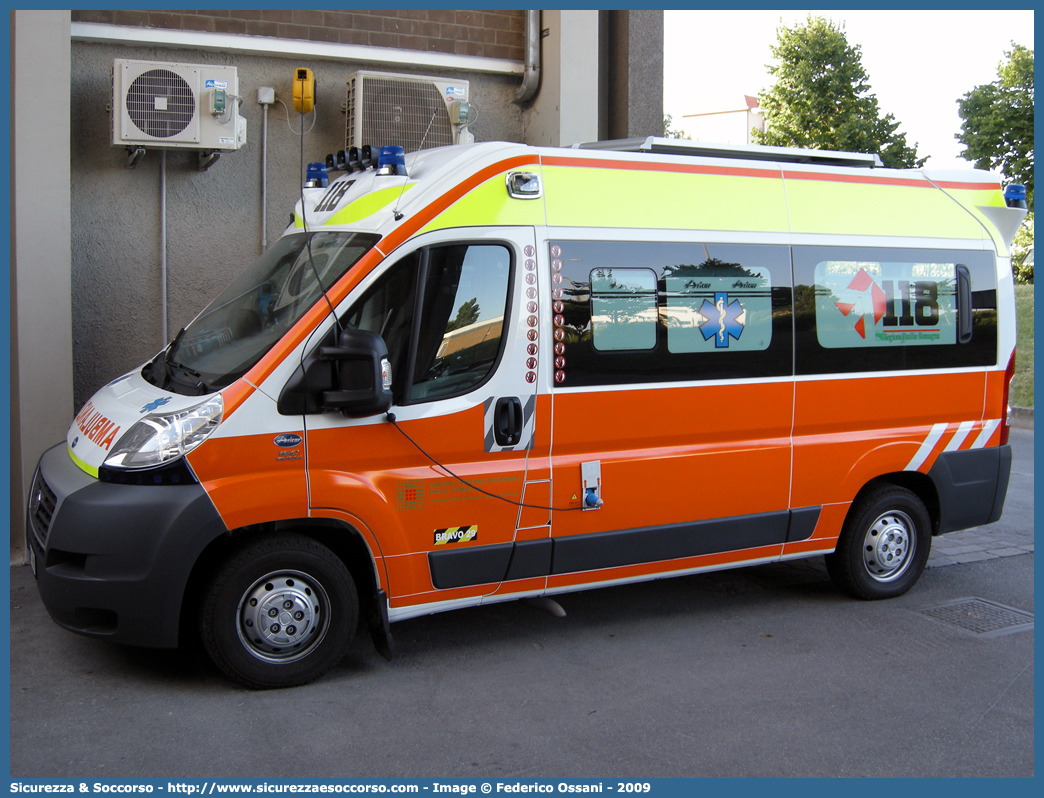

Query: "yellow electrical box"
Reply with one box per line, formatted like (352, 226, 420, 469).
(293, 68, 315, 114)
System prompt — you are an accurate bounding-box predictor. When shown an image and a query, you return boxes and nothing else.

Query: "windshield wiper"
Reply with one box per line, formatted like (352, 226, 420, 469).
(166, 327, 187, 366)
(168, 361, 213, 395)
(169, 359, 203, 382)
(163, 327, 211, 393)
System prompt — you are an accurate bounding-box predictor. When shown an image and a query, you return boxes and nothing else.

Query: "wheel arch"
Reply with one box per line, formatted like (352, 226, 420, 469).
(826, 477, 935, 600)
(847, 470, 941, 536)
(179, 517, 385, 651)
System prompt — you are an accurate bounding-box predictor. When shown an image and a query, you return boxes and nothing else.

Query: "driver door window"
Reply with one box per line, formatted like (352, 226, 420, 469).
(343, 243, 512, 405)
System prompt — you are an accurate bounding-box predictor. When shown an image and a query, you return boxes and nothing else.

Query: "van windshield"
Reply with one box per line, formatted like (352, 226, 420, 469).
(145, 231, 379, 395)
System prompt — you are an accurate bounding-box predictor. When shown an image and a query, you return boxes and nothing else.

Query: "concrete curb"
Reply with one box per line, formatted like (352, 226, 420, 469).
(1010, 405, 1034, 429)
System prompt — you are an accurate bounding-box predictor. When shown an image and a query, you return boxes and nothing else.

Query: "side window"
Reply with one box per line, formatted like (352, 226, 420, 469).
(664, 265, 773, 353)
(342, 251, 420, 402)
(814, 261, 957, 349)
(411, 244, 511, 401)
(550, 240, 792, 387)
(590, 268, 657, 351)
(793, 246, 998, 375)
(343, 244, 512, 404)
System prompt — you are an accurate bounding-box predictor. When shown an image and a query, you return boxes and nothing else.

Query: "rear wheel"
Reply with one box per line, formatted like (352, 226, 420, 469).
(826, 485, 932, 600)
(200, 534, 358, 689)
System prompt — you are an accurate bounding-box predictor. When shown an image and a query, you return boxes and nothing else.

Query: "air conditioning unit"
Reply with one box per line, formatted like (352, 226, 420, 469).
(346, 70, 469, 153)
(112, 59, 243, 151)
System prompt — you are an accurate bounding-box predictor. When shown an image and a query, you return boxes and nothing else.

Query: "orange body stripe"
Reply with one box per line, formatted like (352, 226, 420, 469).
(782, 169, 930, 188)
(932, 180, 1002, 192)
(540, 154, 779, 180)
(539, 154, 997, 192)
(220, 379, 256, 420)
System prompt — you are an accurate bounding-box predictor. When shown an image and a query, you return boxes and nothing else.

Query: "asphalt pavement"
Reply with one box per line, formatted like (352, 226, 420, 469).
(9, 429, 1034, 778)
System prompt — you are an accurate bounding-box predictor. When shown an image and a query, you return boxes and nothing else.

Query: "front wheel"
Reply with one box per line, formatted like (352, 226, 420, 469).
(200, 534, 358, 689)
(825, 485, 932, 600)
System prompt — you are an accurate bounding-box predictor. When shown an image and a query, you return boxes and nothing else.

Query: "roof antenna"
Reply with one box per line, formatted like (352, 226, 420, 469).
(391, 107, 439, 221)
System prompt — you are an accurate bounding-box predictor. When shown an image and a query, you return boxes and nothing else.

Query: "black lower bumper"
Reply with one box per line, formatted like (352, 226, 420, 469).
(927, 444, 1012, 535)
(27, 444, 229, 648)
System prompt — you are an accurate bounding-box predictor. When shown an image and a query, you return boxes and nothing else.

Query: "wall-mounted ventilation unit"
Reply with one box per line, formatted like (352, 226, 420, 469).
(346, 70, 469, 153)
(112, 59, 243, 152)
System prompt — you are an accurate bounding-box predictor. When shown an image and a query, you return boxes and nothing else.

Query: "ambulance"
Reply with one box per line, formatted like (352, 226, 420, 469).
(27, 137, 1023, 688)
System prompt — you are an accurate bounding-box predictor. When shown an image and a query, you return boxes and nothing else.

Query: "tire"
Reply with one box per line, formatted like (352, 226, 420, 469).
(200, 534, 358, 689)
(825, 485, 932, 600)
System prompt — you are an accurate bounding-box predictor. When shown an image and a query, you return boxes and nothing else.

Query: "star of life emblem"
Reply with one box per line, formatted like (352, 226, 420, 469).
(697, 292, 746, 348)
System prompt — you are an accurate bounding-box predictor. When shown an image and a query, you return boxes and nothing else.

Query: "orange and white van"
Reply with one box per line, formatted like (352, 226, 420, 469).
(27, 138, 1023, 688)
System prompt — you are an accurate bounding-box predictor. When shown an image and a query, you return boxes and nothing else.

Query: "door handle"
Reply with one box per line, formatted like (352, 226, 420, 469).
(494, 397, 523, 447)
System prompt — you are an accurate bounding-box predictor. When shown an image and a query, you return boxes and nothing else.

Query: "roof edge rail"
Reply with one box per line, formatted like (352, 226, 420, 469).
(572, 137, 883, 168)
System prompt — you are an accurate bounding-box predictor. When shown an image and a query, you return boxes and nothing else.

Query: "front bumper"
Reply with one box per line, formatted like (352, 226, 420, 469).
(27, 444, 229, 648)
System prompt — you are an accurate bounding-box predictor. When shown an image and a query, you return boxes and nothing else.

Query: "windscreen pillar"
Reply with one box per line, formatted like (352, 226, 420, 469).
(11, 11, 75, 564)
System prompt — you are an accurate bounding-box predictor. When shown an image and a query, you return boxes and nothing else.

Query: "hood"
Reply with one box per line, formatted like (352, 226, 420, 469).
(66, 369, 217, 475)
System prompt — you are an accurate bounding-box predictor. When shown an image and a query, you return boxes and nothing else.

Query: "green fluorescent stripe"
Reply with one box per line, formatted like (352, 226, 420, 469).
(786, 180, 986, 239)
(325, 185, 413, 227)
(420, 174, 546, 234)
(68, 446, 99, 479)
(541, 165, 789, 231)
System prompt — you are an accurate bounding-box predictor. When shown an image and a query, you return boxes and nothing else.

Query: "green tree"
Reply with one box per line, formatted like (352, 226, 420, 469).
(1011, 213, 1033, 284)
(752, 15, 924, 168)
(663, 114, 689, 139)
(956, 43, 1034, 211)
(446, 297, 480, 332)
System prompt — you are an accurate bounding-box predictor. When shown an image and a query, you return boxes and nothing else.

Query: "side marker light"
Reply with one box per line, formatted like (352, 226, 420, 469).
(506, 172, 542, 199)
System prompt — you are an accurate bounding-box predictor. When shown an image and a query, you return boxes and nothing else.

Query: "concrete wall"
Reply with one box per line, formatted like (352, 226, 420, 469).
(69, 41, 524, 410)
(606, 10, 665, 139)
(11, 11, 75, 562)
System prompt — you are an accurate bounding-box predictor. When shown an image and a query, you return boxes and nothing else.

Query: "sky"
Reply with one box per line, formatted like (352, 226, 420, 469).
(663, 9, 1034, 172)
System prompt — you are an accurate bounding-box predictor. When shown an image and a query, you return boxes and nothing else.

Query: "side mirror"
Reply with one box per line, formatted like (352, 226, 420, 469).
(318, 328, 393, 417)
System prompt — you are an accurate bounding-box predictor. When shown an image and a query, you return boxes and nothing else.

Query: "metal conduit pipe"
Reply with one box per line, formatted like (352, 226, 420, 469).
(514, 10, 541, 104)
(160, 149, 168, 344)
(261, 101, 269, 251)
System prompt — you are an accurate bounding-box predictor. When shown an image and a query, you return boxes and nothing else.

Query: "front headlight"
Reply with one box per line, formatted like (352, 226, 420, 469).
(104, 395, 223, 470)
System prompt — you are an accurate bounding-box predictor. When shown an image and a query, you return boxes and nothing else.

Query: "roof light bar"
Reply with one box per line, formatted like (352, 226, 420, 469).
(1003, 184, 1028, 209)
(575, 137, 883, 168)
(304, 161, 328, 188)
(376, 145, 408, 177)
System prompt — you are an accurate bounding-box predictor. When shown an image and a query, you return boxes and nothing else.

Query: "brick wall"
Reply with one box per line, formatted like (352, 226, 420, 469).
(72, 9, 526, 61)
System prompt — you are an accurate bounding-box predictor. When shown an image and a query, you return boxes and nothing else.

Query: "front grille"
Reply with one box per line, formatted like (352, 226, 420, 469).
(28, 470, 57, 549)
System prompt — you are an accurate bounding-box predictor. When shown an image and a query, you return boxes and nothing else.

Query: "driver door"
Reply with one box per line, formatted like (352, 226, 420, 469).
(304, 228, 545, 613)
